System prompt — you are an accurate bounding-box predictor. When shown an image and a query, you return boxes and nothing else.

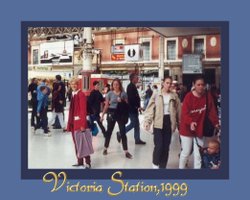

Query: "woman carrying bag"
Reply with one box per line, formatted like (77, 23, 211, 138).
(179, 76, 220, 169)
(67, 78, 94, 169)
(144, 76, 181, 169)
(101, 78, 132, 159)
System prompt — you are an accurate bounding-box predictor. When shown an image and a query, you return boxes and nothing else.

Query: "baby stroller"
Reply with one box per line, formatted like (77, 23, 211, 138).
(194, 136, 221, 169)
(193, 137, 207, 168)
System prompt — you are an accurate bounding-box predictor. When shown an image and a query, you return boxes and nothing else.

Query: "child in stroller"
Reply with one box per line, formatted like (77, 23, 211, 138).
(199, 139, 221, 169)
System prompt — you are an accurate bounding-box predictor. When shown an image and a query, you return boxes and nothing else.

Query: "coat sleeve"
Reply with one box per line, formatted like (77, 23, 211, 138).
(143, 91, 156, 126)
(175, 93, 182, 129)
(37, 95, 44, 113)
(79, 92, 87, 129)
(87, 91, 94, 113)
(127, 84, 140, 109)
(207, 92, 219, 127)
(181, 93, 193, 126)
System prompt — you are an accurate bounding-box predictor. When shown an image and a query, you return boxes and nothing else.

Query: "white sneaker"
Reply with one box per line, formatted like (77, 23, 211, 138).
(152, 164, 159, 169)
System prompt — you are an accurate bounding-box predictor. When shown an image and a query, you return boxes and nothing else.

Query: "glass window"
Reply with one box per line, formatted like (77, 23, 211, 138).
(194, 38, 204, 54)
(141, 41, 150, 61)
(167, 40, 176, 60)
(33, 49, 39, 64)
(83, 76, 90, 90)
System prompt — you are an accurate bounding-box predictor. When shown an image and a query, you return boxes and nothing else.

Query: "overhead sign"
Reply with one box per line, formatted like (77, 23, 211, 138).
(182, 54, 203, 74)
(111, 45, 125, 61)
(111, 54, 125, 61)
(124, 44, 142, 62)
(111, 45, 124, 54)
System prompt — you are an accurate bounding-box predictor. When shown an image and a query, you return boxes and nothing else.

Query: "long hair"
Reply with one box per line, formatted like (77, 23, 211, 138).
(111, 78, 124, 92)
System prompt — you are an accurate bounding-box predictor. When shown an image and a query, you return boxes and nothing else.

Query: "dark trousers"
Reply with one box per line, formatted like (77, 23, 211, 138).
(153, 115, 172, 168)
(31, 99, 38, 126)
(105, 110, 128, 151)
(36, 107, 48, 133)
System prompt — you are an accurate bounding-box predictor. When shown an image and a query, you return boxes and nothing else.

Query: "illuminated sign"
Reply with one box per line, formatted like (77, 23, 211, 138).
(111, 54, 125, 61)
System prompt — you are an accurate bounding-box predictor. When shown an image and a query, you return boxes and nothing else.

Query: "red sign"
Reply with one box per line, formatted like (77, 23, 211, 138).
(111, 54, 125, 61)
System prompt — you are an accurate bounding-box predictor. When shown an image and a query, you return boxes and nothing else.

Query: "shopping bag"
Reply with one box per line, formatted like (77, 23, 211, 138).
(74, 129, 94, 158)
(91, 122, 99, 136)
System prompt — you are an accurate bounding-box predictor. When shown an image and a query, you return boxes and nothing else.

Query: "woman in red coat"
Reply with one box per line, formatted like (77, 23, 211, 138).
(179, 76, 220, 169)
(67, 78, 94, 169)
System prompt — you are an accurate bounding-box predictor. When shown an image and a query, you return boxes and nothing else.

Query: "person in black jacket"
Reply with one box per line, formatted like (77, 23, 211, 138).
(143, 84, 153, 110)
(28, 78, 38, 127)
(49, 75, 66, 131)
(117, 73, 146, 145)
(88, 81, 106, 136)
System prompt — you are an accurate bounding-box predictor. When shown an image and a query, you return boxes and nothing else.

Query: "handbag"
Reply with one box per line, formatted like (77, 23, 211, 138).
(91, 122, 99, 136)
(87, 115, 99, 136)
(74, 129, 94, 158)
(203, 92, 215, 137)
(115, 93, 129, 124)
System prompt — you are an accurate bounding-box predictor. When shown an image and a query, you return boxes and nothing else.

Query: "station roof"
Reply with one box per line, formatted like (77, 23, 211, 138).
(150, 27, 220, 37)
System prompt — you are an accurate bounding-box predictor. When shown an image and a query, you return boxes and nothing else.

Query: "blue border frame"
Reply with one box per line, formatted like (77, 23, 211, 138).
(21, 21, 229, 180)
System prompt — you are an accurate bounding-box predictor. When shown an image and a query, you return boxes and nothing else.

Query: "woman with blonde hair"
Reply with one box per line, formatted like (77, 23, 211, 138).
(67, 78, 94, 169)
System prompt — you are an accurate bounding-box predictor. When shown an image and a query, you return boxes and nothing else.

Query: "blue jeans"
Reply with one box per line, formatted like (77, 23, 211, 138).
(125, 112, 140, 142)
(144, 98, 150, 110)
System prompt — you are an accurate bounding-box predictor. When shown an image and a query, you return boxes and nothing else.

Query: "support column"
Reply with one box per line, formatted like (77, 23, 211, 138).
(82, 27, 93, 92)
(158, 36, 165, 80)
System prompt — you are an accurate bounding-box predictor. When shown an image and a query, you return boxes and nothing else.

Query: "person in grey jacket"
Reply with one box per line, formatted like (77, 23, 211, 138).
(144, 76, 181, 169)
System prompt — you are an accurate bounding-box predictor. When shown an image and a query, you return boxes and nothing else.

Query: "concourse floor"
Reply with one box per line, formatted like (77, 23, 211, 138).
(28, 103, 194, 169)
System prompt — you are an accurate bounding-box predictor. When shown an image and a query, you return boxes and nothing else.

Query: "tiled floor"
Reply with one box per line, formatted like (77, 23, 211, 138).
(28, 103, 194, 169)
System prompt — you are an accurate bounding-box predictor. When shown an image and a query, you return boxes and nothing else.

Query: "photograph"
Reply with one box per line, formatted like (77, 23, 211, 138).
(3, 0, 250, 199)
(22, 23, 228, 179)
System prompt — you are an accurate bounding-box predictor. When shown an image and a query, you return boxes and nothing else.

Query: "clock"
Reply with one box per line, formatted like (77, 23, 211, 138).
(210, 37, 217, 47)
(182, 38, 188, 48)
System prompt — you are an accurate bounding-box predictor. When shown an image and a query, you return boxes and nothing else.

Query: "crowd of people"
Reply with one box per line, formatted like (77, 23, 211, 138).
(28, 73, 221, 170)
(28, 75, 67, 135)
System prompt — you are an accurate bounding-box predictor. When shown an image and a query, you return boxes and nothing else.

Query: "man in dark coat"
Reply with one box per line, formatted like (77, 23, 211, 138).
(117, 73, 146, 144)
(49, 75, 66, 131)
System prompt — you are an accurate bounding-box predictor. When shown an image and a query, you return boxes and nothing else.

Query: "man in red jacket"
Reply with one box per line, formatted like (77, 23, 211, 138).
(179, 76, 220, 169)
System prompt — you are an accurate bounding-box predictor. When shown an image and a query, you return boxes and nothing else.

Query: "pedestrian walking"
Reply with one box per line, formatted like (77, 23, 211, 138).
(28, 78, 38, 127)
(117, 73, 146, 145)
(88, 81, 106, 137)
(36, 86, 50, 135)
(179, 76, 220, 169)
(144, 76, 181, 169)
(101, 78, 132, 159)
(49, 75, 66, 131)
